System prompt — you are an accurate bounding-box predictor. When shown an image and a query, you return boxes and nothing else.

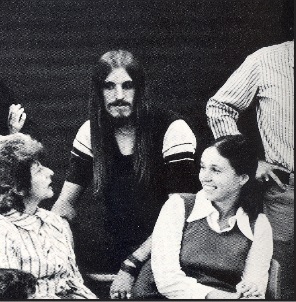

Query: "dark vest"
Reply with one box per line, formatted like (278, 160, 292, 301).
(180, 193, 253, 293)
(133, 193, 255, 298)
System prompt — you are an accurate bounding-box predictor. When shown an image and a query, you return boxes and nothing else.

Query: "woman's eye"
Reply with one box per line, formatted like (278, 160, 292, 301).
(103, 82, 115, 90)
(122, 81, 134, 89)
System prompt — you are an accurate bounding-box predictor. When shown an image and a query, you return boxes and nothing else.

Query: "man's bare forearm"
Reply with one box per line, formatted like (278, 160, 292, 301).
(51, 181, 84, 221)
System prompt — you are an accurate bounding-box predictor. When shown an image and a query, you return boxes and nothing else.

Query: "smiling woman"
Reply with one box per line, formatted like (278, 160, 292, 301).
(134, 135, 273, 299)
(199, 146, 249, 209)
(0, 133, 97, 299)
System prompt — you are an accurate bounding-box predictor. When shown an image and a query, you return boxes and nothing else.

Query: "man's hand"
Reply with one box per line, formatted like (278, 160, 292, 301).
(236, 280, 263, 299)
(110, 270, 135, 299)
(8, 104, 27, 134)
(256, 160, 290, 190)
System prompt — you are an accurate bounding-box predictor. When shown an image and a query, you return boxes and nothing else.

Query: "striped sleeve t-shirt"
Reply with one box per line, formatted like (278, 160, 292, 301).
(68, 118, 197, 188)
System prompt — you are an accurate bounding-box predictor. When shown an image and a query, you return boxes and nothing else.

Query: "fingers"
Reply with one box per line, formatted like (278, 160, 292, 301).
(9, 103, 22, 115)
(19, 112, 27, 127)
(275, 165, 291, 174)
(236, 281, 244, 294)
(240, 283, 260, 298)
(110, 292, 119, 299)
(109, 270, 134, 299)
(9, 104, 25, 121)
(110, 291, 131, 299)
(8, 104, 27, 133)
(236, 281, 262, 298)
(269, 170, 285, 190)
(256, 160, 288, 189)
(119, 291, 127, 299)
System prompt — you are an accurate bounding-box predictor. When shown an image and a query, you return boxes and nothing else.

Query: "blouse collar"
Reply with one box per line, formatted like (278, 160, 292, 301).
(187, 190, 254, 241)
(2, 208, 53, 232)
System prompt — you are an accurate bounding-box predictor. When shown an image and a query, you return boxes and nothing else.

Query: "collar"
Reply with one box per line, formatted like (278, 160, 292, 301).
(2, 208, 52, 232)
(187, 190, 254, 241)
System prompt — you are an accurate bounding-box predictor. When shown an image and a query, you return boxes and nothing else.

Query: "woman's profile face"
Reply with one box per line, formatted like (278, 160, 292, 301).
(199, 146, 247, 203)
(29, 161, 54, 201)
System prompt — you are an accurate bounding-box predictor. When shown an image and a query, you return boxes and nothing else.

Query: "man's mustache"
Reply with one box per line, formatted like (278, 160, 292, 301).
(107, 99, 132, 108)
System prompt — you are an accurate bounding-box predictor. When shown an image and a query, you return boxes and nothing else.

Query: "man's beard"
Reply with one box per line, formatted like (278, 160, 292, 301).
(105, 99, 136, 128)
(109, 115, 134, 128)
(105, 110, 136, 128)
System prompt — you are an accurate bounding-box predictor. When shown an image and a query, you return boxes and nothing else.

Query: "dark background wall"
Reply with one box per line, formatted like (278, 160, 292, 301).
(0, 0, 293, 272)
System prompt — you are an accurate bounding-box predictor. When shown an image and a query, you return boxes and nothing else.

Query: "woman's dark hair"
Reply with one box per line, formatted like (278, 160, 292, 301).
(0, 269, 37, 299)
(0, 133, 44, 213)
(89, 50, 152, 196)
(213, 135, 263, 221)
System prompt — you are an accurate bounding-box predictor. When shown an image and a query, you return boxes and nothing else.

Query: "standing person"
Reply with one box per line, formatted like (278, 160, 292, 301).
(52, 50, 198, 298)
(206, 41, 294, 299)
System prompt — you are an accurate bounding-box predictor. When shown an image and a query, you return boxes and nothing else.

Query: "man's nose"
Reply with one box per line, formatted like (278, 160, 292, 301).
(115, 85, 124, 99)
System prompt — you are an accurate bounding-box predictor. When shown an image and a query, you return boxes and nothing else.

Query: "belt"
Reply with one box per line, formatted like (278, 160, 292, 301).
(273, 170, 294, 185)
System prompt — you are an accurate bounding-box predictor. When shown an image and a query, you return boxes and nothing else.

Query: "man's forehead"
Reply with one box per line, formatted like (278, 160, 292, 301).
(105, 67, 133, 83)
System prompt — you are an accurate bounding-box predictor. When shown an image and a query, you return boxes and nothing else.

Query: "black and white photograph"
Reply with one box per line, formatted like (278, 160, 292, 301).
(0, 0, 294, 300)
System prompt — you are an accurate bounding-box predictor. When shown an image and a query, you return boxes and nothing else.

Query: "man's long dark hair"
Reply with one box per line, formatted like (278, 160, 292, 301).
(89, 50, 153, 196)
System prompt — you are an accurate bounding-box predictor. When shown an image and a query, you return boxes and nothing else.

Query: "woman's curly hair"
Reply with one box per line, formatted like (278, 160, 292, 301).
(0, 133, 43, 213)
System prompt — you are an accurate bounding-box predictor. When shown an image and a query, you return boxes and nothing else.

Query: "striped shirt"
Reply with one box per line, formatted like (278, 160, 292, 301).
(206, 41, 294, 171)
(0, 208, 96, 299)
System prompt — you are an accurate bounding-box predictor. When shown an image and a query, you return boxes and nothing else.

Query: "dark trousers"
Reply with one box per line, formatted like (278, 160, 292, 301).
(264, 176, 294, 299)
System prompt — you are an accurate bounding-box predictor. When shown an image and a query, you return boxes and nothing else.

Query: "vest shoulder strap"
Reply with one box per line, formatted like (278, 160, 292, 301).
(178, 193, 196, 221)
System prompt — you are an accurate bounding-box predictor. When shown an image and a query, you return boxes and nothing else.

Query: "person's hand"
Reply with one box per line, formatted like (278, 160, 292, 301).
(8, 104, 27, 134)
(110, 270, 135, 299)
(236, 280, 263, 299)
(256, 160, 290, 190)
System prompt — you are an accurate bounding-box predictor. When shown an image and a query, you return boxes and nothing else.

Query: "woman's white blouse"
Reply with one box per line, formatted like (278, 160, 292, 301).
(151, 191, 273, 299)
(0, 208, 96, 299)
